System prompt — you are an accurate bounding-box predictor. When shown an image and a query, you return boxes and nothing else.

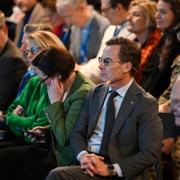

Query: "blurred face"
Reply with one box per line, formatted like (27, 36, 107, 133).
(24, 40, 41, 64)
(127, 6, 147, 34)
(56, 3, 81, 26)
(14, 0, 36, 12)
(101, 0, 119, 25)
(20, 33, 30, 63)
(170, 78, 180, 125)
(32, 66, 51, 85)
(99, 45, 126, 84)
(0, 26, 8, 49)
(44, 8, 62, 27)
(156, 0, 175, 30)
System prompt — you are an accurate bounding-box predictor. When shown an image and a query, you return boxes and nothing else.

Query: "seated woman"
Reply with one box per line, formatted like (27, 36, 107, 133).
(140, 0, 180, 98)
(0, 47, 94, 180)
(127, 0, 161, 83)
(4, 30, 65, 143)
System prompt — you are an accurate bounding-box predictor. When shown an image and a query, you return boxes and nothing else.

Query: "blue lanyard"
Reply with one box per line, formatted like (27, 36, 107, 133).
(79, 19, 93, 63)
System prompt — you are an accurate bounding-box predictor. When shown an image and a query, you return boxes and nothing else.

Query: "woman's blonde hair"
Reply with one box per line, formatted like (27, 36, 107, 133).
(129, 0, 157, 32)
(27, 30, 66, 51)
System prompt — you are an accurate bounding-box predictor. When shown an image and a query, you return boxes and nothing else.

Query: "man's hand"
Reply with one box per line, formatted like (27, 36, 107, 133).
(80, 153, 110, 177)
(162, 138, 174, 154)
(12, 105, 24, 115)
(159, 101, 170, 112)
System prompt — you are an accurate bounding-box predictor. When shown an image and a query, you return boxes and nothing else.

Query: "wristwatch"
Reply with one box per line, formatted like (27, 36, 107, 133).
(107, 164, 117, 176)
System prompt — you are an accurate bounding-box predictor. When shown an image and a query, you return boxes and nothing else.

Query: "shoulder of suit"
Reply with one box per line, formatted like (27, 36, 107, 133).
(1, 40, 22, 58)
(91, 11, 110, 27)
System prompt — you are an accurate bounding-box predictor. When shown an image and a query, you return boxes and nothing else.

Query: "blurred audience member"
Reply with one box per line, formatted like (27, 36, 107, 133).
(42, 0, 71, 49)
(159, 54, 180, 108)
(79, 0, 135, 84)
(0, 10, 27, 113)
(6, 30, 65, 142)
(140, 0, 180, 98)
(14, 0, 49, 47)
(127, 0, 161, 83)
(16, 23, 54, 97)
(56, 0, 109, 64)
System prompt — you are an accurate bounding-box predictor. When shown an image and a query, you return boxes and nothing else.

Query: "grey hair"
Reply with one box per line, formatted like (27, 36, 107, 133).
(56, 0, 87, 8)
(23, 23, 54, 34)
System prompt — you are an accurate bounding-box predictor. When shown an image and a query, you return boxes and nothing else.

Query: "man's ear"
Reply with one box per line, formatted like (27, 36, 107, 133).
(122, 62, 132, 73)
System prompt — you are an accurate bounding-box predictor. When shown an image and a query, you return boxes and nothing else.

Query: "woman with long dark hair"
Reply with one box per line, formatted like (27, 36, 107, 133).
(140, 0, 180, 98)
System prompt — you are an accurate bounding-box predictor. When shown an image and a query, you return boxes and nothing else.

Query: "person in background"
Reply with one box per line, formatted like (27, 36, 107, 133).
(42, 0, 71, 49)
(78, 0, 135, 84)
(171, 75, 180, 180)
(159, 54, 180, 110)
(0, 10, 27, 114)
(16, 23, 54, 97)
(14, 0, 49, 47)
(158, 74, 180, 180)
(56, 0, 109, 64)
(0, 47, 94, 180)
(5, 30, 65, 143)
(140, 0, 180, 98)
(127, 0, 161, 83)
(46, 37, 163, 180)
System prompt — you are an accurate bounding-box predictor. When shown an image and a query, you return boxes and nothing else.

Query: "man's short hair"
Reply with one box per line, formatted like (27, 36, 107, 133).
(56, 0, 87, 7)
(0, 10, 5, 28)
(109, 0, 132, 10)
(106, 37, 141, 76)
(23, 24, 53, 34)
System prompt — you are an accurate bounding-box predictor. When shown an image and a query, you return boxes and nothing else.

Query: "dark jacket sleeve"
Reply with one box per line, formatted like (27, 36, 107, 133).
(0, 57, 27, 112)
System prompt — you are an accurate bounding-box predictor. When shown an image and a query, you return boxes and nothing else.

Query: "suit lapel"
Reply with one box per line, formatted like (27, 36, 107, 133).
(87, 85, 109, 137)
(111, 81, 141, 138)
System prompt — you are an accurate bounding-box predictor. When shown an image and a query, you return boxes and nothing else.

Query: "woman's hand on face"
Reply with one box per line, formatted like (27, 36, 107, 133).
(47, 77, 64, 104)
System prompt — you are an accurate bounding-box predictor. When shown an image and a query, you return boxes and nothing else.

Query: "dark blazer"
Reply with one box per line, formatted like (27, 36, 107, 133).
(69, 11, 109, 64)
(0, 40, 27, 112)
(71, 80, 163, 180)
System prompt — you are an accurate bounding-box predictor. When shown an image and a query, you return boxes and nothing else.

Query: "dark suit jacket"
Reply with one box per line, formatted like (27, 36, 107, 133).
(71, 80, 163, 180)
(0, 40, 27, 112)
(69, 11, 109, 64)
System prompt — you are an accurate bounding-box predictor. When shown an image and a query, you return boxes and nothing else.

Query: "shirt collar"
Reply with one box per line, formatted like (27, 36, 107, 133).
(109, 79, 133, 98)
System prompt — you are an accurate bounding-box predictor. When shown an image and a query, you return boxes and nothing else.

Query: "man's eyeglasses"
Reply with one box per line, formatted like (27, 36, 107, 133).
(98, 57, 120, 67)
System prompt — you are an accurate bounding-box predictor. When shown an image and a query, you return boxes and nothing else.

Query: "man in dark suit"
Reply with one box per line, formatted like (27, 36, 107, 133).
(0, 10, 27, 113)
(46, 37, 163, 180)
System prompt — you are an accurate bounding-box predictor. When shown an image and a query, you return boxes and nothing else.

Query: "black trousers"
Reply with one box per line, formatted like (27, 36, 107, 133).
(0, 143, 57, 180)
(46, 166, 124, 180)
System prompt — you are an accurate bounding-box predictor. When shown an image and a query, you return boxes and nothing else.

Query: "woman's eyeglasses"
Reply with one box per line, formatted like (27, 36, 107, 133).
(24, 47, 40, 56)
(41, 76, 50, 83)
